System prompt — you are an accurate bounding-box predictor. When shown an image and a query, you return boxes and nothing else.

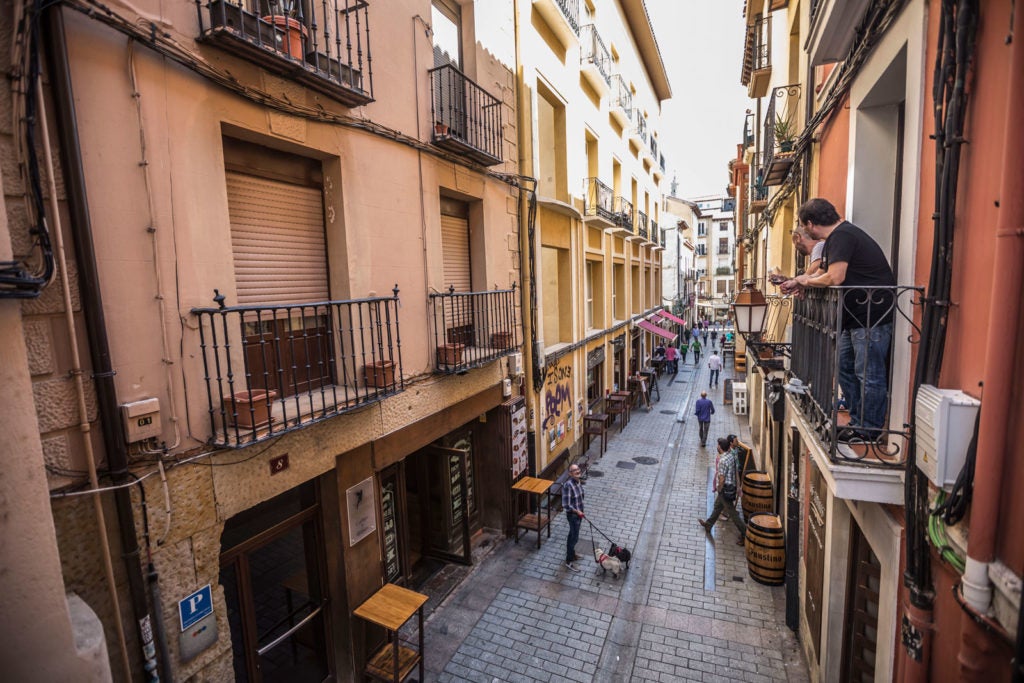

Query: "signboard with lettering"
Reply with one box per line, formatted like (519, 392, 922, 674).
(178, 585, 213, 632)
(381, 482, 400, 582)
(511, 404, 527, 478)
(805, 461, 828, 656)
(346, 477, 376, 546)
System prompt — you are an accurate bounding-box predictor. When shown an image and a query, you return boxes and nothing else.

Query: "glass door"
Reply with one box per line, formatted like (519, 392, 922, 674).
(423, 445, 472, 564)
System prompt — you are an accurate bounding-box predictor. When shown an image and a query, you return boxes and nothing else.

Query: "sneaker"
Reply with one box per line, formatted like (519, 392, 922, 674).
(698, 519, 712, 532)
(565, 561, 580, 572)
(573, 553, 583, 561)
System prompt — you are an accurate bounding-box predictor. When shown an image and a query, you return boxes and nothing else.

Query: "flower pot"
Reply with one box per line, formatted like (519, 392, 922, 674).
(490, 331, 513, 349)
(779, 141, 794, 153)
(436, 343, 465, 366)
(434, 122, 450, 136)
(263, 15, 307, 59)
(225, 389, 277, 428)
(364, 360, 396, 388)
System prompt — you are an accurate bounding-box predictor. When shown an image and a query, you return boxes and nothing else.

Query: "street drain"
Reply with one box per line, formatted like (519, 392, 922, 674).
(633, 456, 658, 465)
(587, 469, 604, 477)
(616, 461, 637, 470)
(732, 576, 745, 582)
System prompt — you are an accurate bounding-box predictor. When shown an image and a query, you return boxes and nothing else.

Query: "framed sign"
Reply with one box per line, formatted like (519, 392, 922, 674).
(346, 477, 377, 546)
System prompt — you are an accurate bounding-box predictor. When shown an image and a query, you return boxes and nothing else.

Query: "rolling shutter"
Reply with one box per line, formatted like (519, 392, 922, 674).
(227, 171, 328, 305)
(440, 214, 471, 292)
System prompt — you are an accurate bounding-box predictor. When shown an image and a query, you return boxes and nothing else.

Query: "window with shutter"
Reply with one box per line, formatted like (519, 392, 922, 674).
(440, 210, 473, 345)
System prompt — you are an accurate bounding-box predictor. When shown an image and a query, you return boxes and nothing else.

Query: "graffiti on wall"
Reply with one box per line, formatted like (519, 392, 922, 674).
(542, 359, 573, 454)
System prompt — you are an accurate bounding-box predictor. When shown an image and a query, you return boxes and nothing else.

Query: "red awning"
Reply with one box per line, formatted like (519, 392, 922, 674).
(637, 319, 677, 342)
(656, 309, 687, 326)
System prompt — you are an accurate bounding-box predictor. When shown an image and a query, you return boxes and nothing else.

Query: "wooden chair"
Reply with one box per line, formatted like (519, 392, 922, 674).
(583, 414, 608, 456)
(606, 394, 629, 432)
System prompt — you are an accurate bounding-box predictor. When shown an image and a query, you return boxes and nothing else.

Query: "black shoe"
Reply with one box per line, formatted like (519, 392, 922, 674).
(698, 519, 712, 533)
(836, 427, 866, 443)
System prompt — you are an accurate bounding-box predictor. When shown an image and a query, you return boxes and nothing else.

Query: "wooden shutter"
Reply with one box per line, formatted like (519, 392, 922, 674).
(227, 171, 328, 305)
(440, 214, 471, 292)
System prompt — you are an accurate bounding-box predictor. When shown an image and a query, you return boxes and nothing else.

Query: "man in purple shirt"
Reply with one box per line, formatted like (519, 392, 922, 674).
(694, 391, 714, 447)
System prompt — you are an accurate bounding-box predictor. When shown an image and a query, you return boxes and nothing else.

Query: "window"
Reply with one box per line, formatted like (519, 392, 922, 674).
(587, 363, 603, 406)
(698, 221, 707, 237)
(585, 261, 595, 329)
(719, 221, 730, 232)
(542, 246, 572, 344)
(718, 238, 729, 255)
(432, 1, 461, 68)
(716, 280, 726, 294)
(613, 264, 625, 320)
(696, 243, 706, 256)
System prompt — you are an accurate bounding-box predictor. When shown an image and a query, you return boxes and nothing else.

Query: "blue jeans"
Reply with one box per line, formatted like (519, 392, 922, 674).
(566, 512, 582, 563)
(838, 323, 892, 431)
(709, 369, 720, 386)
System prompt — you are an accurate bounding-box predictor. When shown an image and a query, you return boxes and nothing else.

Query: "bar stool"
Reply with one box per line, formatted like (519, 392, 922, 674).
(583, 413, 608, 456)
(606, 394, 629, 432)
(733, 381, 748, 415)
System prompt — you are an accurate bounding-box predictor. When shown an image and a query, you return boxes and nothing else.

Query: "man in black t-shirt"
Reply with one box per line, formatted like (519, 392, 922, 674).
(780, 198, 896, 442)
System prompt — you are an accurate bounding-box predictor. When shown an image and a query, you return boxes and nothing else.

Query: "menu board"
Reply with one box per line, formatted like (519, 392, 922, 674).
(381, 483, 400, 582)
(449, 454, 463, 526)
(511, 404, 527, 478)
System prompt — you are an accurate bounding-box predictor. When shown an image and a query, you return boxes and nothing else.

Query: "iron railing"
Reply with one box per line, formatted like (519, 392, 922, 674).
(553, 0, 580, 35)
(430, 286, 520, 373)
(613, 196, 633, 230)
(650, 220, 658, 245)
(430, 64, 503, 166)
(632, 109, 648, 144)
(193, 288, 404, 447)
(790, 286, 924, 467)
(197, 0, 373, 106)
(611, 74, 632, 117)
(584, 177, 615, 222)
(580, 24, 611, 87)
(637, 211, 649, 239)
(659, 153, 666, 172)
(752, 14, 772, 71)
(762, 84, 801, 185)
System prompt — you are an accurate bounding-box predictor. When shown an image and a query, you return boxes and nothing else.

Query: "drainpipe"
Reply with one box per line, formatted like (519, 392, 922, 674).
(958, 4, 1024, 679)
(43, 6, 164, 680)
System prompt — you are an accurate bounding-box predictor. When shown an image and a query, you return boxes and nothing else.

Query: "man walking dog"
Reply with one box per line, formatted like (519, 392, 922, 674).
(562, 464, 585, 571)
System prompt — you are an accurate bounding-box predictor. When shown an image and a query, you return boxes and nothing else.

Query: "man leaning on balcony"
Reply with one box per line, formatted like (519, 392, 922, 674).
(780, 198, 897, 443)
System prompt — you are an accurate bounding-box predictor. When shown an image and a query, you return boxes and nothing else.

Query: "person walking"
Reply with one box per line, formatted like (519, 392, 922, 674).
(780, 198, 897, 442)
(679, 338, 689, 365)
(707, 350, 723, 388)
(710, 328, 718, 349)
(691, 337, 702, 366)
(665, 343, 679, 375)
(562, 464, 585, 571)
(694, 390, 714, 447)
(698, 437, 747, 545)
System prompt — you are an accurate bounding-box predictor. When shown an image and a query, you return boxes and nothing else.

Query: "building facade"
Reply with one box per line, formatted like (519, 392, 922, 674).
(687, 195, 736, 324)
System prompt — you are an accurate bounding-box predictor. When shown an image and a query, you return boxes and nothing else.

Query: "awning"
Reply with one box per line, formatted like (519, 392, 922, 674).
(637, 319, 677, 342)
(656, 309, 687, 326)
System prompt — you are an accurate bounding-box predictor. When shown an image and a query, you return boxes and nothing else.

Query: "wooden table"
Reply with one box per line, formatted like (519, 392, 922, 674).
(512, 476, 555, 548)
(608, 391, 631, 430)
(583, 413, 608, 456)
(354, 583, 429, 683)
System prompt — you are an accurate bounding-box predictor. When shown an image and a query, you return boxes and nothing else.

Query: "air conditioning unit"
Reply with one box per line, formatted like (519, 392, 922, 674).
(915, 385, 980, 489)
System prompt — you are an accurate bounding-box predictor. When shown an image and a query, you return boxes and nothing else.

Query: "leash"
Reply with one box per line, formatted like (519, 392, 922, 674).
(586, 517, 616, 545)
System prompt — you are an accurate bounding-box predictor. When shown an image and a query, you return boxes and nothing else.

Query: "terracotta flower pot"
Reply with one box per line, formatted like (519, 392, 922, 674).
(436, 343, 465, 366)
(225, 389, 277, 428)
(264, 15, 307, 59)
(364, 360, 396, 388)
(490, 331, 513, 349)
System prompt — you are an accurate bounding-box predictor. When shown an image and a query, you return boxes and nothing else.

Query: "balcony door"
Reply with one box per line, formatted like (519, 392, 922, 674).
(440, 198, 474, 345)
(226, 160, 333, 399)
(432, 0, 467, 139)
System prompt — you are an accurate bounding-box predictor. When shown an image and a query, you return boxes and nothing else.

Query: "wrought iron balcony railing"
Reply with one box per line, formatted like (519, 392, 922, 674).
(197, 0, 373, 106)
(553, 0, 580, 34)
(762, 84, 801, 186)
(637, 211, 649, 239)
(584, 177, 615, 222)
(580, 24, 612, 87)
(613, 196, 633, 230)
(192, 288, 404, 447)
(650, 220, 658, 245)
(610, 74, 632, 118)
(790, 286, 924, 467)
(659, 153, 666, 172)
(430, 286, 520, 373)
(632, 110, 648, 144)
(430, 64, 503, 166)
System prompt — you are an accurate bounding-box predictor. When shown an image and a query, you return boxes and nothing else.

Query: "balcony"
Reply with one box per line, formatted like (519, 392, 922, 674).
(659, 153, 666, 172)
(806, 0, 871, 66)
(650, 220, 659, 246)
(613, 196, 633, 235)
(629, 109, 648, 146)
(430, 64, 504, 167)
(197, 0, 373, 107)
(715, 266, 733, 276)
(637, 211, 649, 240)
(609, 74, 633, 128)
(750, 151, 769, 212)
(580, 25, 612, 95)
(646, 135, 658, 164)
(532, 0, 580, 48)
(741, 14, 772, 98)
(761, 84, 801, 186)
(430, 286, 520, 374)
(788, 286, 924, 502)
(583, 177, 616, 226)
(192, 290, 404, 448)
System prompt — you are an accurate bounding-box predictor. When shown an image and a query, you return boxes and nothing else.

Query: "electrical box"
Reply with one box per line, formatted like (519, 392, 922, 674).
(121, 398, 162, 443)
(915, 385, 980, 489)
(502, 378, 513, 398)
(508, 352, 524, 377)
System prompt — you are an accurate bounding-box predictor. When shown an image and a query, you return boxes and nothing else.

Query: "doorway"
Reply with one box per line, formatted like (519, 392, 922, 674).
(220, 481, 332, 682)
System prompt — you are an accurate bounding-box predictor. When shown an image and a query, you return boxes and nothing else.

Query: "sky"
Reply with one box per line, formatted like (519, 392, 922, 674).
(645, 1, 749, 199)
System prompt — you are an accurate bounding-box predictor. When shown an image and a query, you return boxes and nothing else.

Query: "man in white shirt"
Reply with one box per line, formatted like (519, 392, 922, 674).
(707, 351, 723, 388)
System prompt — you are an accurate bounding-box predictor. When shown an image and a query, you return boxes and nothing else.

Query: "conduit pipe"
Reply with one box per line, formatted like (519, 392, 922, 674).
(36, 70, 133, 683)
(958, 3, 1024, 679)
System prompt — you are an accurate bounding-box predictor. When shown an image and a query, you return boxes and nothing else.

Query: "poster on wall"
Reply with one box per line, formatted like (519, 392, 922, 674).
(346, 477, 376, 546)
(511, 404, 527, 478)
(543, 358, 573, 455)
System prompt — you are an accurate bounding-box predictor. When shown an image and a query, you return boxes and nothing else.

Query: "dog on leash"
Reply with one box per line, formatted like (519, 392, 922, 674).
(594, 547, 623, 578)
(608, 544, 631, 568)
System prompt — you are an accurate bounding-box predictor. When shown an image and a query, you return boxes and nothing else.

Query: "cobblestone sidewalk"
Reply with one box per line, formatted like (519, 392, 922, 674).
(419, 353, 809, 682)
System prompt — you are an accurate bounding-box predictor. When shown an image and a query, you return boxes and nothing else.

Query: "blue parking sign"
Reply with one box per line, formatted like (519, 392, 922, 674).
(179, 585, 213, 632)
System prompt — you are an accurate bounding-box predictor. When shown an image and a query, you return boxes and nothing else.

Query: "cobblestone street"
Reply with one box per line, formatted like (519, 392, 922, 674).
(420, 356, 809, 682)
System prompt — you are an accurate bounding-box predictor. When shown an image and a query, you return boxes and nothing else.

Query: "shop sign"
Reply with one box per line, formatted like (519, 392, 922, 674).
(381, 484, 400, 582)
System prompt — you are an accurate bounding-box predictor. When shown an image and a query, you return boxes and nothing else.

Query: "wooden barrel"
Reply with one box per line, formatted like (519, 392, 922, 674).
(745, 513, 785, 586)
(742, 471, 773, 517)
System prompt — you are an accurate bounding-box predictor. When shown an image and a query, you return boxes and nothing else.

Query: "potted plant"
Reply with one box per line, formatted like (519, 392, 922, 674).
(490, 331, 513, 349)
(434, 121, 450, 136)
(225, 389, 277, 428)
(263, 0, 307, 60)
(774, 113, 796, 153)
(363, 360, 396, 388)
(436, 342, 465, 366)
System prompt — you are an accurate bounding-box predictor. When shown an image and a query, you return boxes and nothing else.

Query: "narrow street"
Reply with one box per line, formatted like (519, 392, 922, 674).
(419, 356, 809, 682)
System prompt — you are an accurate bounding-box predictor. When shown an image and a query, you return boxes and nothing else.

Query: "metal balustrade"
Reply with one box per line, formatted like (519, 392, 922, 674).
(193, 289, 404, 447)
(584, 178, 615, 222)
(637, 211, 649, 239)
(761, 83, 802, 185)
(613, 196, 633, 230)
(790, 286, 924, 467)
(430, 64, 503, 166)
(430, 286, 520, 374)
(580, 24, 612, 87)
(611, 74, 632, 117)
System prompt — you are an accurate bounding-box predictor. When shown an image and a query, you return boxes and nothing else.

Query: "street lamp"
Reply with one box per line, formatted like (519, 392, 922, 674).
(731, 280, 790, 368)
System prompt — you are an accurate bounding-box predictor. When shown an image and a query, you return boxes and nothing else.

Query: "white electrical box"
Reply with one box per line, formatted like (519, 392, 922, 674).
(502, 378, 513, 398)
(121, 398, 162, 443)
(915, 385, 980, 489)
(508, 352, 524, 377)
